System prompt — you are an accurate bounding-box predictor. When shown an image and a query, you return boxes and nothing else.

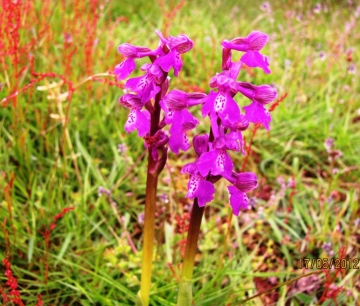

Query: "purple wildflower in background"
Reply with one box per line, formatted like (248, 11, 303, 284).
(324, 137, 334, 152)
(98, 186, 111, 197)
(322, 242, 334, 257)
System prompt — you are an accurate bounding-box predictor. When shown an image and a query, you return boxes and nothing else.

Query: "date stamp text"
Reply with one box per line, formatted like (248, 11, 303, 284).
(296, 258, 359, 269)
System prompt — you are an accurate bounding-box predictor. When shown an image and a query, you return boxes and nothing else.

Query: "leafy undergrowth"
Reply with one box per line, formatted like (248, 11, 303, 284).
(0, 0, 359, 305)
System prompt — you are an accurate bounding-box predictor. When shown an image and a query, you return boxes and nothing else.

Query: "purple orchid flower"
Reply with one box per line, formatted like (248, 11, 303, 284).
(223, 172, 258, 215)
(114, 58, 136, 80)
(125, 63, 165, 103)
(237, 82, 277, 130)
(202, 62, 242, 124)
(114, 43, 160, 80)
(161, 90, 205, 153)
(181, 159, 215, 207)
(154, 30, 194, 76)
(195, 136, 235, 177)
(222, 31, 271, 74)
(119, 94, 150, 137)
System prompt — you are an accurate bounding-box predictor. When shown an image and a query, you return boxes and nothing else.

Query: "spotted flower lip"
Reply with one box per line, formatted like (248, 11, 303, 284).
(185, 174, 215, 207)
(243, 101, 272, 130)
(124, 108, 150, 137)
(237, 82, 277, 105)
(196, 146, 233, 177)
(114, 58, 136, 80)
(228, 186, 249, 216)
(202, 90, 241, 124)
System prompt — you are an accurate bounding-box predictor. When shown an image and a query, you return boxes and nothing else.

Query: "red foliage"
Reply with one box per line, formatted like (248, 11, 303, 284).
(1, 256, 24, 306)
(175, 212, 190, 257)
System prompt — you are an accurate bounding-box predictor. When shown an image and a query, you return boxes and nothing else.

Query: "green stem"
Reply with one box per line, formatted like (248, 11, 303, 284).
(137, 163, 159, 306)
(177, 199, 205, 306)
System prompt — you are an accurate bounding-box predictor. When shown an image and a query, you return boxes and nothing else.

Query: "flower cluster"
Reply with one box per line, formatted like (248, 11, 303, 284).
(115, 30, 277, 216)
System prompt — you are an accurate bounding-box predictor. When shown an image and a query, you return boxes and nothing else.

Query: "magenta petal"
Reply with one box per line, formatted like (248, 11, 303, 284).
(202, 90, 216, 118)
(181, 162, 197, 175)
(126, 75, 160, 103)
(140, 80, 160, 103)
(240, 51, 270, 74)
(124, 109, 150, 137)
(160, 100, 174, 124)
(114, 58, 136, 80)
(243, 101, 271, 130)
(228, 186, 249, 216)
(196, 150, 218, 177)
(169, 127, 190, 154)
(197, 179, 215, 207)
(125, 75, 143, 91)
(186, 175, 215, 207)
(220, 92, 241, 123)
(168, 110, 196, 154)
(223, 151, 234, 176)
(154, 49, 178, 74)
(173, 52, 182, 76)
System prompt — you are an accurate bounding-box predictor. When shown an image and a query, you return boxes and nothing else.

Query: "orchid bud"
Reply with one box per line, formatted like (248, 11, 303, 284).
(118, 43, 152, 58)
(119, 94, 143, 109)
(163, 90, 188, 110)
(187, 92, 207, 106)
(193, 134, 209, 156)
(233, 172, 258, 192)
(237, 82, 277, 105)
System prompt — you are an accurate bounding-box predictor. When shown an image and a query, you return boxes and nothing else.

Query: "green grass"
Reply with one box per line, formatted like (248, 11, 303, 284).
(1, 0, 359, 305)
